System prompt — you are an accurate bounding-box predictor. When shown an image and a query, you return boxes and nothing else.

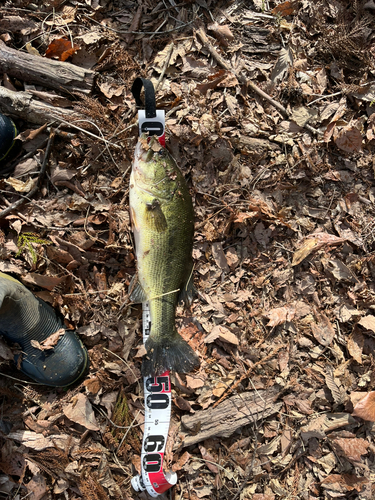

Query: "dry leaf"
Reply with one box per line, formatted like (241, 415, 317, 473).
(25, 474, 47, 500)
(324, 366, 345, 404)
(324, 258, 356, 282)
(196, 70, 227, 95)
(331, 437, 369, 462)
(185, 374, 205, 390)
(199, 445, 219, 473)
(278, 349, 289, 372)
(292, 232, 345, 266)
(320, 474, 369, 494)
(212, 242, 229, 272)
(280, 429, 292, 453)
(13, 158, 39, 177)
(334, 125, 363, 153)
(98, 81, 125, 99)
(42, 328, 64, 348)
(347, 330, 364, 363)
(5, 177, 36, 193)
(311, 312, 335, 346)
(0, 449, 26, 477)
(290, 106, 318, 127)
(172, 451, 191, 472)
(174, 396, 192, 412)
(124, 5, 142, 44)
(358, 315, 375, 333)
(63, 393, 99, 431)
(300, 413, 354, 442)
(46, 245, 74, 265)
(45, 38, 80, 61)
(264, 306, 295, 327)
(271, 0, 298, 16)
(208, 22, 234, 42)
(182, 56, 215, 78)
(21, 273, 63, 291)
(323, 97, 347, 142)
(352, 392, 375, 421)
(0, 338, 15, 360)
(234, 211, 258, 223)
(271, 46, 293, 84)
(204, 325, 239, 345)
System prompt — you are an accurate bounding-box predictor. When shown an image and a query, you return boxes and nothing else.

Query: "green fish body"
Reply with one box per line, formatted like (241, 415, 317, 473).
(129, 135, 199, 376)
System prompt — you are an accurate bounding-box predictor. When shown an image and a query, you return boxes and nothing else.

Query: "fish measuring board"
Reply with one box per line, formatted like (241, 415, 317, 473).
(131, 302, 177, 496)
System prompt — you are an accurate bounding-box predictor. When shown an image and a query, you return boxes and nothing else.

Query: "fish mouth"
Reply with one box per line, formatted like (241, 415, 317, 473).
(134, 140, 150, 163)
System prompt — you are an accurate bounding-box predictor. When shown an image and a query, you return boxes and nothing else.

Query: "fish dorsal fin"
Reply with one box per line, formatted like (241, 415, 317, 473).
(129, 275, 147, 303)
(145, 199, 167, 232)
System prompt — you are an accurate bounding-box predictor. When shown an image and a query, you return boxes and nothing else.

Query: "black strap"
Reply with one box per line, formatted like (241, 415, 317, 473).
(131, 77, 156, 119)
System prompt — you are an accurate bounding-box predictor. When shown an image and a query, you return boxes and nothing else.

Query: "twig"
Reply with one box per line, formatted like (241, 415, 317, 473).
(50, 117, 122, 149)
(116, 410, 141, 452)
(82, 14, 196, 36)
(307, 91, 343, 106)
(0, 372, 44, 385)
(95, 405, 143, 430)
(155, 42, 175, 93)
(195, 27, 322, 136)
(0, 131, 54, 219)
(212, 345, 283, 408)
(103, 347, 142, 398)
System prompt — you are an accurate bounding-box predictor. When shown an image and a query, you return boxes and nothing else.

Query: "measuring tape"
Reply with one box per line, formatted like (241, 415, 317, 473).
(130, 78, 177, 496)
(131, 302, 177, 496)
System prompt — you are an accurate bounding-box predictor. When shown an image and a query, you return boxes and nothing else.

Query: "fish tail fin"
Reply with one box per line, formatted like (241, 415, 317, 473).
(142, 333, 200, 377)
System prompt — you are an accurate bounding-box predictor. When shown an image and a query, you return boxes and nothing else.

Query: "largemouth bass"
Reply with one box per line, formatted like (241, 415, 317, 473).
(129, 135, 200, 377)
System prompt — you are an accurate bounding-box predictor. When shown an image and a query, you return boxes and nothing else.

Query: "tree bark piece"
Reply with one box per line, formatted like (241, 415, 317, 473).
(0, 40, 94, 95)
(0, 86, 86, 125)
(176, 386, 282, 448)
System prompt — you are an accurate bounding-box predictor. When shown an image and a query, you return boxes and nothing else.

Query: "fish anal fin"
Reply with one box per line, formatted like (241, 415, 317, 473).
(129, 275, 147, 303)
(178, 263, 195, 307)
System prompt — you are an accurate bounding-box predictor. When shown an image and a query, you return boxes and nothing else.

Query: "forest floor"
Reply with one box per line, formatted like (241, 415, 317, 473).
(1, 1, 375, 499)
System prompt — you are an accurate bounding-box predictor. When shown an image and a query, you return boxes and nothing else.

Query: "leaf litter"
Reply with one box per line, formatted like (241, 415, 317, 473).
(0, 0, 375, 499)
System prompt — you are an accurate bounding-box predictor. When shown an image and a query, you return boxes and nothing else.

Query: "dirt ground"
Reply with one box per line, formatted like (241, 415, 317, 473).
(1, 0, 375, 499)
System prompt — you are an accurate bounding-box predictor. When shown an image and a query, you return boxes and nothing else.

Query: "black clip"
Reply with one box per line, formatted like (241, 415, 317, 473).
(131, 78, 156, 119)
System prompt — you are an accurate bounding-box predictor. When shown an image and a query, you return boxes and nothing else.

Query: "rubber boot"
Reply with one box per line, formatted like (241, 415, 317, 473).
(0, 272, 88, 387)
(0, 114, 20, 177)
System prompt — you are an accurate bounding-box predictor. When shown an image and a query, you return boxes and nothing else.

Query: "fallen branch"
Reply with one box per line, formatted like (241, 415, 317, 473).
(0, 86, 86, 126)
(176, 385, 281, 448)
(195, 27, 321, 136)
(0, 40, 94, 95)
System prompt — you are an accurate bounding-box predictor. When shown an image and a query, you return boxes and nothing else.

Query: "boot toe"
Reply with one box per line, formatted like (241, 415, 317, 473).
(19, 331, 89, 387)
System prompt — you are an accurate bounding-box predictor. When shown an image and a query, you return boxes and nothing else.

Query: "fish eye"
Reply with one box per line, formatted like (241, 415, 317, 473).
(158, 149, 166, 157)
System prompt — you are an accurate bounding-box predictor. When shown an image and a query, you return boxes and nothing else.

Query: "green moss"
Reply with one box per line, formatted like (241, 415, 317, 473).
(16, 232, 51, 263)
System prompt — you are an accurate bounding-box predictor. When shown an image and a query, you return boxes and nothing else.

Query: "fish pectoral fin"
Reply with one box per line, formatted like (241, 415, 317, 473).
(129, 275, 148, 303)
(145, 199, 167, 232)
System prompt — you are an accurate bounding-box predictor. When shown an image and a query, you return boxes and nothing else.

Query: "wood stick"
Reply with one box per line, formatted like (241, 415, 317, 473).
(176, 385, 282, 448)
(0, 40, 94, 95)
(0, 86, 86, 125)
(195, 27, 321, 136)
(213, 345, 283, 409)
